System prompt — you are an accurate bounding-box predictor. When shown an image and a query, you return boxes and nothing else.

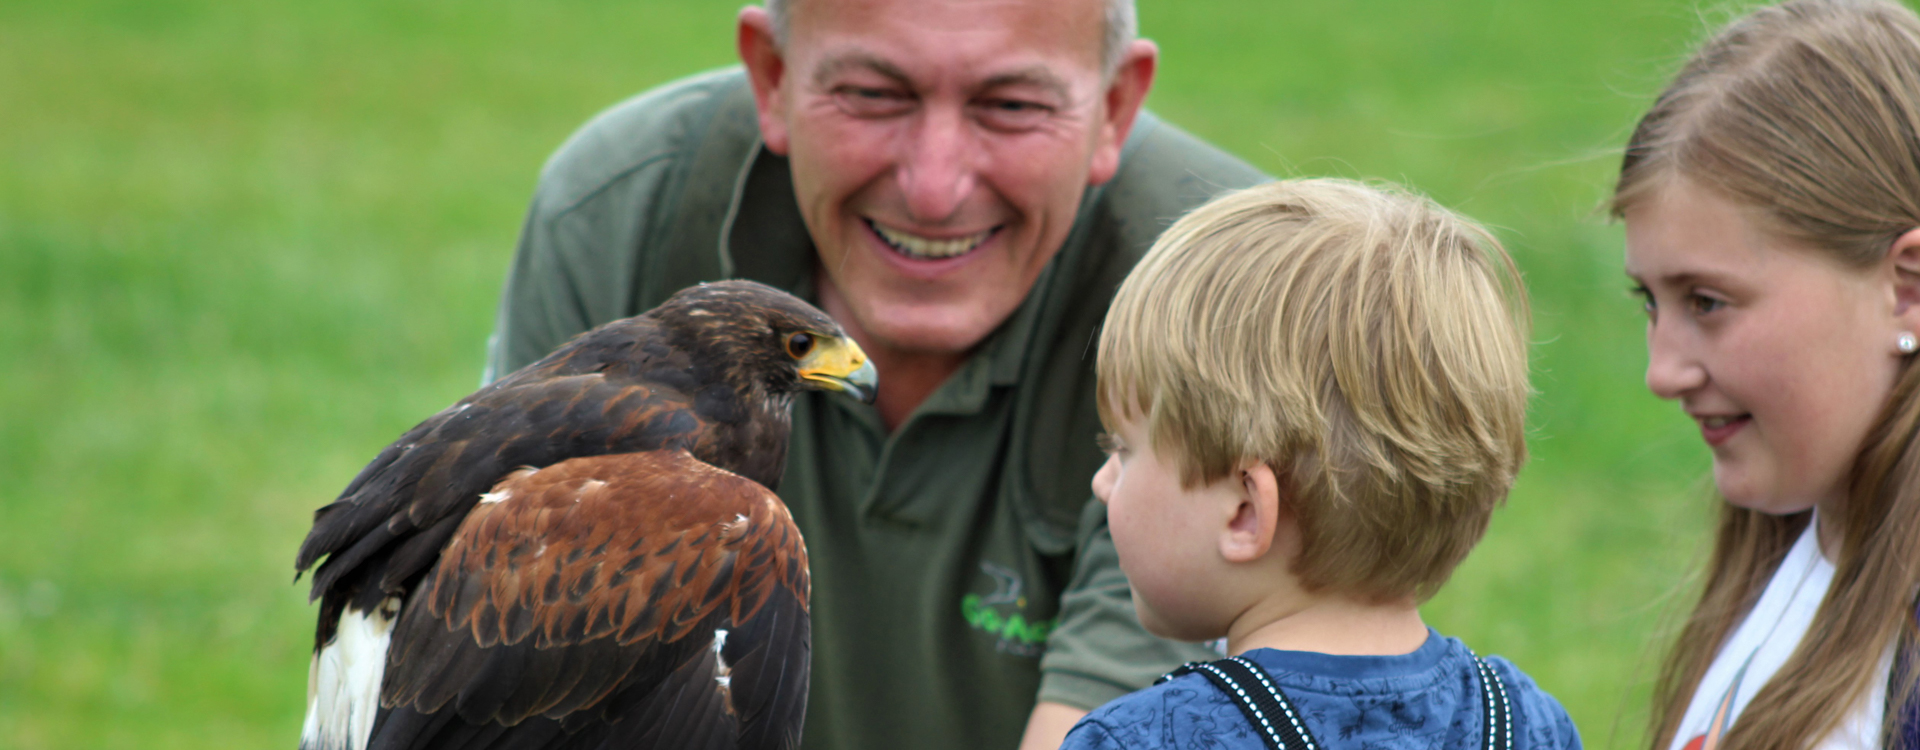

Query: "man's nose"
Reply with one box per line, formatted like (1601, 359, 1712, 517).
(1645, 319, 1707, 399)
(896, 107, 977, 222)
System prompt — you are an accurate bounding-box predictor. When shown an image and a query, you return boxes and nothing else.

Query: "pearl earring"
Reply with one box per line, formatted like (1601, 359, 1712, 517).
(1901, 332, 1917, 354)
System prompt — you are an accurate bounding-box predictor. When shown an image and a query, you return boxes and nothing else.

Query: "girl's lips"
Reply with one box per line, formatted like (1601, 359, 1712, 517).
(1698, 414, 1751, 447)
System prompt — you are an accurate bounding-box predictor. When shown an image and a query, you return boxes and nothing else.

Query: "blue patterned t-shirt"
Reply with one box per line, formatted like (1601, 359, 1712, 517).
(1061, 630, 1581, 750)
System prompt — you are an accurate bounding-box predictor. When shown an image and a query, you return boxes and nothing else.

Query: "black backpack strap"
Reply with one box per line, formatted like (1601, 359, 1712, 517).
(1471, 653, 1514, 750)
(1163, 651, 1514, 750)
(1159, 657, 1319, 750)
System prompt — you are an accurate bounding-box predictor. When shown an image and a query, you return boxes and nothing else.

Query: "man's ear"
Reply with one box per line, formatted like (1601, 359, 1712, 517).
(1220, 462, 1281, 564)
(1086, 39, 1158, 187)
(737, 6, 792, 156)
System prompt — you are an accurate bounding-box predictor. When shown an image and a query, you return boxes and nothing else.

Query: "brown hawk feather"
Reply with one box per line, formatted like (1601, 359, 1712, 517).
(293, 281, 873, 750)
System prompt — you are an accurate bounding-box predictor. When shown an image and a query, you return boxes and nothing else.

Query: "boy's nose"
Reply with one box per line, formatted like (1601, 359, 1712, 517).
(1091, 454, 1119, 503)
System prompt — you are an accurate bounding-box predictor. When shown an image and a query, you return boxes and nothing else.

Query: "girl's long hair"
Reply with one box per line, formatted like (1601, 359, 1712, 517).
(1613, 1, 1920, 749)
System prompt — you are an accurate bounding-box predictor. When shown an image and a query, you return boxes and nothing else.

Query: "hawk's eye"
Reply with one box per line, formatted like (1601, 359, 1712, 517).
(785, 332, 815, 359)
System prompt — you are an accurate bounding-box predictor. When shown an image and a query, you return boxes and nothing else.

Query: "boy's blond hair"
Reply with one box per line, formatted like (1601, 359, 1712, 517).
(1098, 178, 1530, 603)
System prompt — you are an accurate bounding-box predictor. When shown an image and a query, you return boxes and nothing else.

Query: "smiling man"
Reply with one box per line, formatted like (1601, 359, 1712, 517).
(483, 0, 1265, 748)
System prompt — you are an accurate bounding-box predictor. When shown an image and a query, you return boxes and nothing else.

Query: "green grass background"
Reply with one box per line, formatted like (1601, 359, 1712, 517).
(0, 0, 1752, 746)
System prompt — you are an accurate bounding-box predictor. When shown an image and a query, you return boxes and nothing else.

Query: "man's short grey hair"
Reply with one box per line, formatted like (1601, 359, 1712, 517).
(763, 0, 1138, 78)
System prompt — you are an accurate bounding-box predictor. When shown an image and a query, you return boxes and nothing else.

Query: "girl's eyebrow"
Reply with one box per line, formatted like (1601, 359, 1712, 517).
(1627, 267, 1720, 289)
(1655, 272, 1719, 289)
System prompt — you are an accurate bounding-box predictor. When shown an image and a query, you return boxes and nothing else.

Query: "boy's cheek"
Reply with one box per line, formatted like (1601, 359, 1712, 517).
(1114, 540, 1170, 635)
(1128, 589, 1177, 639)
(1129, 582, 1222, 642)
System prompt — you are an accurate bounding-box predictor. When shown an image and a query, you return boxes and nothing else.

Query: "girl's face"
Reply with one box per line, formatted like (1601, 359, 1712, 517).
(1624, 180, 1905, 515)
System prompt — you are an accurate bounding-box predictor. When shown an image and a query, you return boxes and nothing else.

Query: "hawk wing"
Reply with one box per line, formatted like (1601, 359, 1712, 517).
(365, 449, 810, 750)
(295, 322, 720, 639)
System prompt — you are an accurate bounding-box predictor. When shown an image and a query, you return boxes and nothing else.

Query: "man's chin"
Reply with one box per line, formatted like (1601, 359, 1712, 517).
(864, 324, 994, 358)
(853, 305, 1013, 358)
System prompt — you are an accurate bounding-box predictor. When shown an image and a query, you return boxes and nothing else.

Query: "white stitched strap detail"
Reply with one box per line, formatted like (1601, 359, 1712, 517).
(1470, 652, 1514, 750)
(1490, 660, 1513, 750)
(1474, 658, 1495, 750)
(1226, 656, 1319, 750)
(1191, 662, 1293, 750)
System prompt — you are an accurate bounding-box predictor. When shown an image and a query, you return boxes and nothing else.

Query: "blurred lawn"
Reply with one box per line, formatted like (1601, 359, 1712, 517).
(0, 0, 1743, 747)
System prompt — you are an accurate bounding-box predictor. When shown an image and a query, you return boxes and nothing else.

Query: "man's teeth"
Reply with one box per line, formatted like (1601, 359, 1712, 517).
(870, 221, 992, 259)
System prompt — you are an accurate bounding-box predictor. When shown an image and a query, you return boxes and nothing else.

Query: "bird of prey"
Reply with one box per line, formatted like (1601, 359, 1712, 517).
(293, 280, 875, 750)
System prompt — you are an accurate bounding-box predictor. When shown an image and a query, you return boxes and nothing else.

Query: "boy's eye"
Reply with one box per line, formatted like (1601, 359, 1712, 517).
(1095, 432, 1123, 455)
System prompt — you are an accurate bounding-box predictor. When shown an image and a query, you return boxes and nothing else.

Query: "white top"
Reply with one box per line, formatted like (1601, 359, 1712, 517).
(1669, 517, 1892, 750)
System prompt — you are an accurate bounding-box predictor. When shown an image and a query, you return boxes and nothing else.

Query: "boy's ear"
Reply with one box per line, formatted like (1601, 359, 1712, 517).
(1220, 463, 1283, 564)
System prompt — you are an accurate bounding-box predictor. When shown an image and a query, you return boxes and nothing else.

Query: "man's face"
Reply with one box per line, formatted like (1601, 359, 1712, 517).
(746, 0, 1143, 356)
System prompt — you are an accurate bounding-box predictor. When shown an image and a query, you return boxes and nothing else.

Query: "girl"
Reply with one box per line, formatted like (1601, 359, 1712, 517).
(1614, 1, 1920, 749)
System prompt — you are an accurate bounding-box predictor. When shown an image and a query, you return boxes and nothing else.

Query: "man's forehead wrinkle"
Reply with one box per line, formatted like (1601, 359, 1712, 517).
(811, 51, 911, 88)
(981, 67, 1074, 102)
(810, 52, 1080, 103)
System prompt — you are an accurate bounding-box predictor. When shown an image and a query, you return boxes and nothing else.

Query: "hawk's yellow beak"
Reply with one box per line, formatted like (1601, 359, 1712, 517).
(799, 336, 878, 404)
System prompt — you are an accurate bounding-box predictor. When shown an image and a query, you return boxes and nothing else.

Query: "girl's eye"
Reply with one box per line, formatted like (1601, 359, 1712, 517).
(1629, 284, 1656, 316)
(1687, 293, 1726, 315)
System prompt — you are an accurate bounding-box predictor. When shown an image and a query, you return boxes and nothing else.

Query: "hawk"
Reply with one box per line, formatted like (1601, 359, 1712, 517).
(293, 280, 875, 750)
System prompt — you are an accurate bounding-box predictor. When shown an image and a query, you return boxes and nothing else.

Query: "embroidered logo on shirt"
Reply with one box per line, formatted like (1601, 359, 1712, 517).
(960, 561, 1057, 657)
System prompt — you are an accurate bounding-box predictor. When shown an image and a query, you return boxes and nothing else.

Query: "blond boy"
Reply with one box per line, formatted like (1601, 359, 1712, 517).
(1061, 179, 1580, 750)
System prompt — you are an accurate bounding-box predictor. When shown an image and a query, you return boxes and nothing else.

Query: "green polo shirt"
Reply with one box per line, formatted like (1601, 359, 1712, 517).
(484, 67, 1267, 750)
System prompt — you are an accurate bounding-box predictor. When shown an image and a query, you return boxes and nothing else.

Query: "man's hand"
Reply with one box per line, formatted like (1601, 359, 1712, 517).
(1017, 701, 1088, 750)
